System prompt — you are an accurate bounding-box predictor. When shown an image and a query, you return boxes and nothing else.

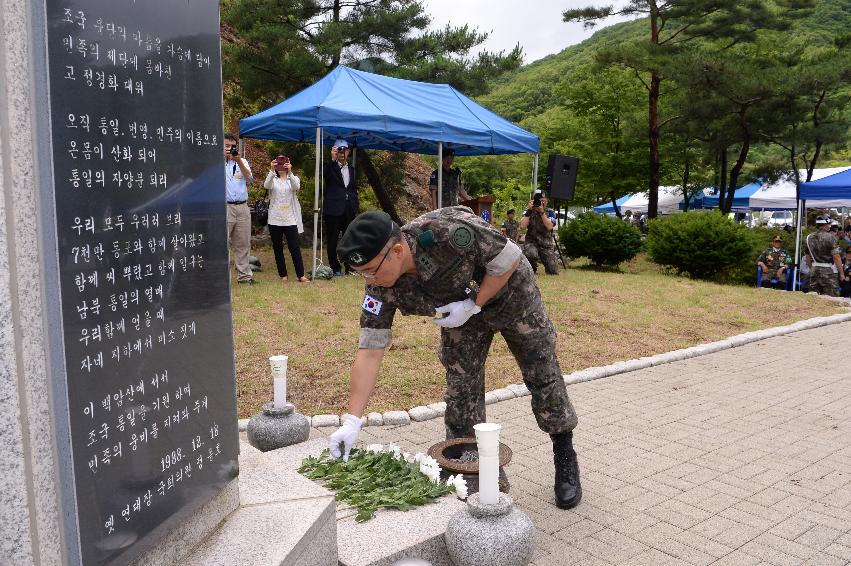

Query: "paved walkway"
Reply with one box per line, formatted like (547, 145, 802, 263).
(316, 321, 851, 565)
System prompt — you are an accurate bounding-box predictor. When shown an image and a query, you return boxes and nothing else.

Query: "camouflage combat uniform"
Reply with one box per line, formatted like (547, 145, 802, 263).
(757, 246, 789, 286)
(501, 218, 519, 242)
(429, 167, 463, 208)
(522, 208, 560, 275)
(806, 230, 840, 296)
(358, 206, 578, 439)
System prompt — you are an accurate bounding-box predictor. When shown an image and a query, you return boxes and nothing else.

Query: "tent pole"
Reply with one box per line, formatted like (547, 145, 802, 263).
(532, 153, 539, 196)
(313, 127, 321, 278)
(437, 142, 443, 209)
(793, 198, 804, 291)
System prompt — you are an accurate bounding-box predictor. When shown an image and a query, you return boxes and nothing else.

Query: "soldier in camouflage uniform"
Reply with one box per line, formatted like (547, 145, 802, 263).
(501, 208, 520, 242)
(328, 207, 582, 509)
(806, 216, 846, 296)
(757, 236, 789, 288)
(428, 149, 470, 209)
(520, 192, 560, 275)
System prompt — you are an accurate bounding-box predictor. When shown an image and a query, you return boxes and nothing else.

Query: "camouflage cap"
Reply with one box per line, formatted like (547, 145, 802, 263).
(338, 211, 394, 267)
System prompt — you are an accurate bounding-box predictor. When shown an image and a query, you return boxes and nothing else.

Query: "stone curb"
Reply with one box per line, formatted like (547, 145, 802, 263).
(237, 310, 851, 432)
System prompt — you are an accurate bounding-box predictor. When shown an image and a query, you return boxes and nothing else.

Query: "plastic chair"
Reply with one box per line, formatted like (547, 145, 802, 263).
(757, 265, 785, 290)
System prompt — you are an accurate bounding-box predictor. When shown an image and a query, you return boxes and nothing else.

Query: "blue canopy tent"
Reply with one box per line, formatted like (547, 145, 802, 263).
(239, 65, 540, 274)
(800, 167, 851, 206)
(701, 181, 762, 210)
(593, 194, 633, 214)
(789, 168, 851, 290)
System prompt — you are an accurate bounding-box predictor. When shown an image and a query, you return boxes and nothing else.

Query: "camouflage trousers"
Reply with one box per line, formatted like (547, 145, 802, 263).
(522, 241, 560, 275)
(810, 266, 838, 297)
(438, 297, 578, 440)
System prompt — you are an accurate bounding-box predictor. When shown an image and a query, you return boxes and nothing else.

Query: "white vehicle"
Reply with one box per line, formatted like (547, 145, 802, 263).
(765, 211, 794, 228)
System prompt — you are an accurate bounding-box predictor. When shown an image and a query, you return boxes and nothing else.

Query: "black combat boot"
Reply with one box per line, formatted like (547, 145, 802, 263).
(551, 431, 582, 509)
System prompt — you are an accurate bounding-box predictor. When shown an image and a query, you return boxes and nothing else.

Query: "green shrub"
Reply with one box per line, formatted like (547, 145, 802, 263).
(559, 212, 643, 266)
(645, 211, 758, 280)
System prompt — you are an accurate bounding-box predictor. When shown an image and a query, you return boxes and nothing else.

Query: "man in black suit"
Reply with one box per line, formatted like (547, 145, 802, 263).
(323, 139, 359, 275)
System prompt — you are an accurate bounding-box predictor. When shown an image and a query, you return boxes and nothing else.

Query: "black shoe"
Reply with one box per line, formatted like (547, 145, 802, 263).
(551, 431, 582, 509)
(237, 279, 256, 285)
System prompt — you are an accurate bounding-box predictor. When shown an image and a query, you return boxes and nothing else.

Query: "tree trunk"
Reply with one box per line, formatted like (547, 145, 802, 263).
(718, 147, 728, 214)
(681, 158, 690, 212)
(648, 73, 661, 219)
(330, 0, 341, 68)
(725, 116, 751, 215)
(610, 194, 622, 219)
(358, 149, 404, 225)
(647, 8, 661, 220)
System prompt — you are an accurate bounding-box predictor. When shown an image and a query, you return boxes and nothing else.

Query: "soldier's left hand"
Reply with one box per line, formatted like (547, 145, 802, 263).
(433, 299, 481, 328)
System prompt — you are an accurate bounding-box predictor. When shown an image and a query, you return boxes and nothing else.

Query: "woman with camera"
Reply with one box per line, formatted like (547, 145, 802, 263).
(264, 156, 308, 282)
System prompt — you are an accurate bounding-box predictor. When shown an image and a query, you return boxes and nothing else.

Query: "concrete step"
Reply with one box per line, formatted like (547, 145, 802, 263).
(179, 440, 337, 566)
(272, 439, 465, 566)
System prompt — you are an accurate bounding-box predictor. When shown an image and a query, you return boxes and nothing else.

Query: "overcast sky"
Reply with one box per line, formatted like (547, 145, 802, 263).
(421, 0, 633, 64)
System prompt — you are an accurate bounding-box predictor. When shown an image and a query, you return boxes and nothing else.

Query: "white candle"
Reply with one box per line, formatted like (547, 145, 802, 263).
(474, 422, 502, 505)
(269, 355, 288, 408)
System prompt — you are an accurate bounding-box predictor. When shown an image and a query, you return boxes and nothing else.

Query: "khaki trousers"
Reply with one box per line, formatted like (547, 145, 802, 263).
(227, 203, 252, 281)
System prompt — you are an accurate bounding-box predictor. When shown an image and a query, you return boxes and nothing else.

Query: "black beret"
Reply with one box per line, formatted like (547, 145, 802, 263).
(338, 211, 395, 267)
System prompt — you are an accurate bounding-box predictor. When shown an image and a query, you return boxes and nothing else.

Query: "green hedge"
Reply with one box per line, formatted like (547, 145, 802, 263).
(559, 212, 643, 267)
(645, 212, 758, 280)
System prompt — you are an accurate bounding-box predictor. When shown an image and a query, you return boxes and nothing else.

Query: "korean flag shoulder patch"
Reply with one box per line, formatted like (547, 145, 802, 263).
(362, 294, 383, 316)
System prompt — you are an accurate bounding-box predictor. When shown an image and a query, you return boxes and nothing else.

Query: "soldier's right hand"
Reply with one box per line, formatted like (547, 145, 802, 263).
(329, 414, 363, 461)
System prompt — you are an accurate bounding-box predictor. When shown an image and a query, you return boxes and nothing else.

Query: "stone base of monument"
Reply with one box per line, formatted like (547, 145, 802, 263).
(445, 492, 535, 566)
(246, 402, 310, 451)
(179, 438, 337, 566)
(268, 438, 469, 566)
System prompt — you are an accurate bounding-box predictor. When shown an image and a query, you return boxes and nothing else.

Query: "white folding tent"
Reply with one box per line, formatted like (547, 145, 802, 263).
(749, 167, 851, 209)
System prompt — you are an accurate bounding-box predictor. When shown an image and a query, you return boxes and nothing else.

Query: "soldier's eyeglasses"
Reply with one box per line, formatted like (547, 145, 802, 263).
(353, 246, 392, 279)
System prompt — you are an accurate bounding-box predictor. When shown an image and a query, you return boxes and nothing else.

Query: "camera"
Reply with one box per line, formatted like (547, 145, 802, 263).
(532, 192, 542, 208)
(274, 155, 290, 172)
(229, 146, 239, 156)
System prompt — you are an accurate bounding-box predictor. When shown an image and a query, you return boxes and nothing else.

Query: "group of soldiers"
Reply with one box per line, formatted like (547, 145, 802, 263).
(758, 215, 850, 296)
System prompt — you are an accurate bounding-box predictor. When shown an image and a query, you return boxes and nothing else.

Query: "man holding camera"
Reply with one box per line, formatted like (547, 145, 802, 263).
(521, 191, 560, 275)
(328, 206, 582, 511)
(224, 133, 255, 285)
(323, 139, 359, 275)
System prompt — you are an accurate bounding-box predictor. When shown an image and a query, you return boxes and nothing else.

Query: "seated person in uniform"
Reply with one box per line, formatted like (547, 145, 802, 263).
(757, 236, 789, 288)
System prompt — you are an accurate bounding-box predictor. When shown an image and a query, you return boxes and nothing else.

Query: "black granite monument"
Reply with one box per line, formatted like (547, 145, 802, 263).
(39, 1, 238, 565)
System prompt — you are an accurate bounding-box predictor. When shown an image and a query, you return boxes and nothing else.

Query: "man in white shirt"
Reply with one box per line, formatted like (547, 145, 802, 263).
(224, 133, 256, 285)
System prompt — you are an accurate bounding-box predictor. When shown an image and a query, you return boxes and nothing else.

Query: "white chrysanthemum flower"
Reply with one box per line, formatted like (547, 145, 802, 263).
(418, 454, 439, 470)
(403, 452, 414, 462)
(421, 464, 441, 483)
(414, 453, 426, 464)
(386, 443, 402, 457)
(445, 474, 456, 486)
(365, 444, 384, 454)
(452, 475, 468, 500)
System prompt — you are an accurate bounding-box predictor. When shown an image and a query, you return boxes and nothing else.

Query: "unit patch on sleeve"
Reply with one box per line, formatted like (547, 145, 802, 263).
(362, 294, 383, 315)
(450, 225, 474, 249)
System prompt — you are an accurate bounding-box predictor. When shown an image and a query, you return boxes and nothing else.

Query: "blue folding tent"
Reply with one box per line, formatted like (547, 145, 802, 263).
(789, 168, 851, 290)
(701, 181, 762, 209)
(239, 65, 540, 274)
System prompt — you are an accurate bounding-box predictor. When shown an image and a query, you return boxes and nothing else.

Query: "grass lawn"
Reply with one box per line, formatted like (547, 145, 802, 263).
(232, 246, 845, 419)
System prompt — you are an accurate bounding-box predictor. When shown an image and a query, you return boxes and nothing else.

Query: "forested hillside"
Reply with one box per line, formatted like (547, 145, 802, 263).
(480, 0, 851, 126)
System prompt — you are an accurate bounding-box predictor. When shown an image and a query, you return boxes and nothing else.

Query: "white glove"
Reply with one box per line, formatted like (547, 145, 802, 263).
(329, 414, 363, 461)
(433, 298, 481, 328)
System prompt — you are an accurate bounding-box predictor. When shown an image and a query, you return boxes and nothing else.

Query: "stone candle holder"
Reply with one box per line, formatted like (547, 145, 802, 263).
(444, 492, 535, 566)
(246, 402, 310, 452)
